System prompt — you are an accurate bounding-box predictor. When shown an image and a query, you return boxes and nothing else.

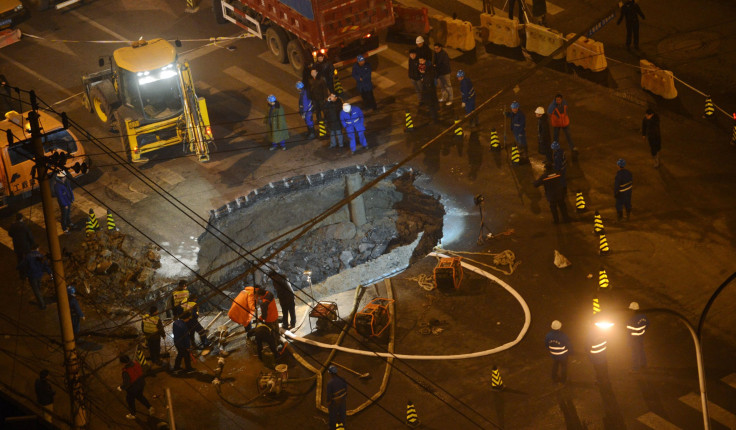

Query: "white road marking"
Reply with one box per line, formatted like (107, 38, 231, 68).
(223, 65, 299, 110)
(69, 10, 128, 42)
(256, 50, 301, 77)
(679, 392, 736, 428)
(636, 412, 683, 430)
(381, 46, 409, 70)
(721, 373, 736, 389)
(372, 74, 397, 90)
(0, 54, 75, 98)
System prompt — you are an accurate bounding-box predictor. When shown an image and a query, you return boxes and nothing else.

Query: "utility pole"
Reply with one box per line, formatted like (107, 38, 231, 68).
(27, 92, 88, 428)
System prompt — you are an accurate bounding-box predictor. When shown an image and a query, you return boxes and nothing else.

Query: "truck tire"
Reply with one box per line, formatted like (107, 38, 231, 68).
(89, 81, 117, 124)
(286, 39, 307, 73)
(265, 27, 288, 64)
(213, 0, 227, 24)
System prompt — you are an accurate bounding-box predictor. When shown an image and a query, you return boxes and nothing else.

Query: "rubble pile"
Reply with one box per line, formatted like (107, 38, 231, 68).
(64, 231, 169, 311)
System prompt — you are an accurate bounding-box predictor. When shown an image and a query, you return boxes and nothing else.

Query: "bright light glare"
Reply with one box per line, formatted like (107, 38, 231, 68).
(138, 64, 177, 85)
(595, 321, 614, 329)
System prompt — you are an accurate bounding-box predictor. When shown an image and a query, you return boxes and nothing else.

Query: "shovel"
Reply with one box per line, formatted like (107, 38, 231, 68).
(332, 361, 370, 379)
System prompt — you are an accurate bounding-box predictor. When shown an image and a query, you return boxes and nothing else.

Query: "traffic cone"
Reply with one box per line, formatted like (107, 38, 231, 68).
(333, 70, 343, 95)
(491, 366, 504, 391)
(489, 128, 501, 151)
(135, 344, 148, 368)
(731, 121, 736, 146)
(593, 210, 605, 235)
(318, 120, 327, 138)
(704, 97, 714, 118)
(598, 267, 610, 290)
(453, 118, 463, 138)
(106, 209, 116, 231)
(406, 401, 420, 427)
(575, 191, 587, 213)
(404, 110, 415, 132)
(510, 145, 520, 164)
(593, 296, 600, 315)
(599, 233, 610, 255)
(86, 209, 99, 235)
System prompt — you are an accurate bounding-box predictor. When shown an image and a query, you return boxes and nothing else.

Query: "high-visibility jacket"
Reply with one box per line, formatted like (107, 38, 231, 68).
(627, 313, 649, 336)
(545, 329, 570, 358)
(258, 291, 278, 323)
(181, 300, 196, 314)
(142, 314, 160, 335)
(589, 337, 607, 355)
(228, 287, 255, 325)
(173, 289, 189, 307)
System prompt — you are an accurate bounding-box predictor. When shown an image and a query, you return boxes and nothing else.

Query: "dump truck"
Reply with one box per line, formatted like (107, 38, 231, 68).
(213, 0, 395, 71)
(0, 110, 89, 209)
(81, 38, 213, 163)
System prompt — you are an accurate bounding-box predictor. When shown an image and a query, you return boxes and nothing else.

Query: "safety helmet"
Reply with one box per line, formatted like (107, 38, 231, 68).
(510, 101, 520, 109)
(267, 95, 276, 103)
(551, 141, 560, 150)
(617, 158, 626, 168)
(456, 70, 465, 78)
(356, 55, 365, 62)
(629, 302, 639, 310)
(328, 365, 338, 374)
(342, 103, 351, 113)
(67, 285, 76, 296)
(416, 35, 424, 44)
(535, 106, 545, 115)
(296, 81, 305, 90)
(551, 320, 562, 330)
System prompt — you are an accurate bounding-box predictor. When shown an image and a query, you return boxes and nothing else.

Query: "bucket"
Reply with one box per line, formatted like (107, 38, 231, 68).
(275, 364, 288, 382)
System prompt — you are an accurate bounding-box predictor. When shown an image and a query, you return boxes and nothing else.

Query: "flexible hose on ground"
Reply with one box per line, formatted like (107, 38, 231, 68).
(285, 253, 531, 360)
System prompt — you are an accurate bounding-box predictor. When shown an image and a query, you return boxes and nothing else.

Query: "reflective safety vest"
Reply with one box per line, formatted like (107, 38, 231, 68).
(627, 314, 648, 336)
(548, 342, 568, 356)
(173, 289, 189, 306)
(181, 300, 196, 313)
(142, 314, 160, 334)
(590, 338, 607, 354)
(618, 181, 633, 193)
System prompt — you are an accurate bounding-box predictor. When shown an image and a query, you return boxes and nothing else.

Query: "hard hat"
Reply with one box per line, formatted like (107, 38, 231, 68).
(416, 35, 424, 44)
(57, 171, 67, 177)
(67, 285, 76, 296)
(629, 302, 639, 310)
(296, 81, 304, 90)
(267, 95, 276, 103)
(342, 103, 351, 113)
(510, 101, 520, 109)
(535, 106, 545, 115)
(617, 158, 626, 167)
(551, 320, 562, 330)
(551, 141, 560, 150)
(356, 55, 365, 62)
(328, 365, 338, 374)
(456, 70, 465, 78)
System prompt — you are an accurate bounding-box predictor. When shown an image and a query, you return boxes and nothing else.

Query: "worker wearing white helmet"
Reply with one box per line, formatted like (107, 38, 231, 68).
(414, 35, 432, 61)
(535, 106, 553, 163)
(626, 301, 649, 370)
(339, 103, 367, 154)
(545, 320, 571, 383)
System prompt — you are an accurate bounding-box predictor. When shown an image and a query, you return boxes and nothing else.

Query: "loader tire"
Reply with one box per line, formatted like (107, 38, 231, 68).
(89, 81, 117, 124)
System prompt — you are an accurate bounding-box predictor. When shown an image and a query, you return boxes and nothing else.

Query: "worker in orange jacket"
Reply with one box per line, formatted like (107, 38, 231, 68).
(256, 288, 280, 345)
(228, 285, 257, 332)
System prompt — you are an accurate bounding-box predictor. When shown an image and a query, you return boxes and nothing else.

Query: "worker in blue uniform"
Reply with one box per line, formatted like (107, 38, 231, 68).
(545, 320, 571, 383)
(326, 365, 348, 429)
(352, 55, 377, 111)
(614, 158, 633, 221)
(297, 81, 316, 139)
(626, 302, 649, 371)
(505, 101, 529, 163)
(340, 103, 367, 154)
(457, 70, 477, 127)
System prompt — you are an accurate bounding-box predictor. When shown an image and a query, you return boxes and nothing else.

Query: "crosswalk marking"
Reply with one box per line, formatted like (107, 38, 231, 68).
(223, 65, 299, 111)
(636, 412, 683, 430)
(721, 373, 736, 389)
(372, 74, 397, 90)
(679, 392, 736, 428)
(381, 46, 409, 70)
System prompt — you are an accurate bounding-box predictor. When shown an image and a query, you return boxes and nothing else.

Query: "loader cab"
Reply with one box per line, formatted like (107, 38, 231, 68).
(113, 39, 183, 122)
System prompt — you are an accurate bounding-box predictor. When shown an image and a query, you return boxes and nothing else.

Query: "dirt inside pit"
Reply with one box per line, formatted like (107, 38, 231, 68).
(196, 166, 445, 297)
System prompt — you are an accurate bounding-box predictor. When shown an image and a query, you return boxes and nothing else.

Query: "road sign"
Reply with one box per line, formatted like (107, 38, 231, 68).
(587, 11, 616, 37)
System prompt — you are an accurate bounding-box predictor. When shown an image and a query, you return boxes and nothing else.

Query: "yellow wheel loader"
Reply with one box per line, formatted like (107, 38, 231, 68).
(81, 38, 212, 163)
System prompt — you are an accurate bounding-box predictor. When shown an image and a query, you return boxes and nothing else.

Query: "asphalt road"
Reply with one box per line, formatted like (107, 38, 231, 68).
(1, 0, 735, 429)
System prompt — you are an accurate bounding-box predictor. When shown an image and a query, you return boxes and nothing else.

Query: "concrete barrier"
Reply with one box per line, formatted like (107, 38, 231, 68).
(566, 33, 607, 72)
(479, 13, 521, 48)
(444, 17, 475, 51)
(428, 14, 447, 47)
(525, 23, 565, 59)
(640, 59, 678, 99)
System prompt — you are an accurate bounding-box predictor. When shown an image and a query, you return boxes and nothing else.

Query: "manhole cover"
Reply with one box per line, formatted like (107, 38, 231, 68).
(657, 31, 719, 61)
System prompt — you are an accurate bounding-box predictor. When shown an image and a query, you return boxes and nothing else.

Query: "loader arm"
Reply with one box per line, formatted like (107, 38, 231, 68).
(178, 62, 213, 162)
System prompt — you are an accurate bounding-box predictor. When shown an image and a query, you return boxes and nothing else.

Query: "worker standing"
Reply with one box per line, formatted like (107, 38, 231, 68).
(297, 81, 316, 139)
(19, 244, 51, 310)
(533, 162, 571, 224)
(67, 286, 85, 338)
(551, 141, 568, 193)
(228, 284, 256, 332)
(171, 280, 189, 319)
(352, 56, 377, 111)
(505, 101, 529, 163)
(52, 171, 74, 234)
(535, 107, 553, 163)
(408, 49, 422, 105)
(34, 369, 55, 423)
(326, 365, 348, 430)
(613, 158, 633, 221)
(324, 93, 344, 149)
(309, 69, 329, 121)
(268, 271, 296, 330)
(256, 288, 281, 345)
(545, 320, 571, 383)
(117, 354, 154, 420)
(181, 297, 209, 349)
(457, 70, 477, 127)
(172, 311, 194, 373)
(641, 108, 661, 168)
(418, 57, 438, 121)
(414, 35, 432, 61)
(265, 95, 290, 150)
(340, 103, 368, 154)
(433, 43, 453, 106)
(626, 302, 649, 371)
(588, 324, 609, 386)
(142, 305, 165, 365)
(547, 94, 576, 155)
(8, 213, 35, 268)
(617, 0, 646, 51)
(315, 53, 335, 93)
